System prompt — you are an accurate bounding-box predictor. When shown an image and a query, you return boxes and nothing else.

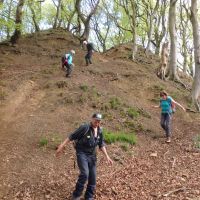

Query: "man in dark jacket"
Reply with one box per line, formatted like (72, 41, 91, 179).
(83, 40, 95, 66)
(56, 113, 113, 200)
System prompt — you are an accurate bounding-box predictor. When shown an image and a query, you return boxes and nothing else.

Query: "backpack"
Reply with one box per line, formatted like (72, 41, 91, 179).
(171, 100, 176, 113)
(62, 54, 70, 65)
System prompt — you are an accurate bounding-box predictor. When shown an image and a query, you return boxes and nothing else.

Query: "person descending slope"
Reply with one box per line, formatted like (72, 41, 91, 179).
(153, 91, 186, 143)
(61, 50, 75, 77)
(83, 40, 95, 66)
(56, 113, 113, 200)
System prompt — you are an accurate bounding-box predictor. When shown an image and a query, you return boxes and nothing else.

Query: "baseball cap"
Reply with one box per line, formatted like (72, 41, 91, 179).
(92, 113, 102, 120)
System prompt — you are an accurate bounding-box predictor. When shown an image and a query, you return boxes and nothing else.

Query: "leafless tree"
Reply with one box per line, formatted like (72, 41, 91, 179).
(142, 0, 159, 52)
(190, 0, 200, 111)
(28, 0, 40, 32)
(75, 0, 100, 41)
(168, 0, 179, 80)
(52, 0, 62, 29)
(153, 0, 168, 55)
(10, 0, 25, 45)
(91, 9, 111, 52)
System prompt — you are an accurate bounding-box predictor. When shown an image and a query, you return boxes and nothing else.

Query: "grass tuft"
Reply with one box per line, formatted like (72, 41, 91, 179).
(120, 143, 129, 151)
(109, 97, 121, 109)
(127, 107, 139, 118)
(39, 137, 48, 147)
(0, 89, 7, 100)
(80, 85, 88, 92)
(194, 134, 200, 149)
(103, 129, 136, 145)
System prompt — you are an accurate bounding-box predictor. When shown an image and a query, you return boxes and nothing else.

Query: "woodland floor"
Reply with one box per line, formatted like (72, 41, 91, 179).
(0, 29, 200, 200)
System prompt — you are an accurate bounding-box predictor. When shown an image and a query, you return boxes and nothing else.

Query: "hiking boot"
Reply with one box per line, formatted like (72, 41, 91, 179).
(71, 196, 81, 200)
(166, 137, 171, 143)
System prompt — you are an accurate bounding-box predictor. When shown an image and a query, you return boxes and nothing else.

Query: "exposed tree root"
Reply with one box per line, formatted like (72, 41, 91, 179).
(186, 108, 199, 113)
(161, 187, 187, 197)
(174, 78, 191, 90)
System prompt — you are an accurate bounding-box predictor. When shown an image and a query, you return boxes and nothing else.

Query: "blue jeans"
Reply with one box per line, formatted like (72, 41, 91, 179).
(73, 152, 96, 199)
(160, 113, 172, 137)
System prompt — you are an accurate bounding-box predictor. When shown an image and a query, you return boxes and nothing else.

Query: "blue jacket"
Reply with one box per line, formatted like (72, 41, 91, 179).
(65, 53, 73, 65)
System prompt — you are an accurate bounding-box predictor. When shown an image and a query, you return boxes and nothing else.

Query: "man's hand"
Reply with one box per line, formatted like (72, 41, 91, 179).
(106, 156, 113, 165)
(56, 144, 64, 157)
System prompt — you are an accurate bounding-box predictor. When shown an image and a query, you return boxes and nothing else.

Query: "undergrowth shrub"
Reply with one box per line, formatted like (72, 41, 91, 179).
(124, 120, 144, 132)
(194, 134, 200, 149)
(80, 85, 88, 92)
(120, 143, 129, 152)
(109, 97, 121, 109)
(127, 107, 139, 118)
(39, 135, 62, 149)
(103, 129, 136, 145)
(152, 84, 164, 92)
(0, 89, 7, 100)
(56, 81, 68, 88)
(39, 137, 48, 147)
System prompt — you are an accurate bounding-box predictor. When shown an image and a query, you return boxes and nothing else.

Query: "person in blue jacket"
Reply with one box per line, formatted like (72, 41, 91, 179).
(153, 91, 186, 143)
(62, 50, 75, 77)
(56, 113, 113, 200)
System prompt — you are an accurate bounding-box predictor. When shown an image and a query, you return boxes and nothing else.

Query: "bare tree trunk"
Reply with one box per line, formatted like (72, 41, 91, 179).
(53, 0, 62, 29)
(180, 0, 190, 74)
(92, 14, 110, 52)
(168, 0, 179, 80)
(66, 10, 76, 31)
(29, 2, 40, 32)
(155, 43, 161, 55)
(153, 1, 167, 55)
(75, 0, 100, 41)
(10, 0, 25, 45)
(146, 0, 159, 52)
(6, 0, 13, 39)
(130, 1, 137, 60)
(190, 0, 200, 111)
(189, 50, 194, 77)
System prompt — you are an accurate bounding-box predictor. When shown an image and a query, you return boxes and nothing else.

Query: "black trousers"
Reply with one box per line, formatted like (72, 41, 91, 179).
(85, 50, 93, 65)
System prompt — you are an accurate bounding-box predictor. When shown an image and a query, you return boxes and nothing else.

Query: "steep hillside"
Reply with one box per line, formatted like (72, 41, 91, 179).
(0, 29, 200, 200)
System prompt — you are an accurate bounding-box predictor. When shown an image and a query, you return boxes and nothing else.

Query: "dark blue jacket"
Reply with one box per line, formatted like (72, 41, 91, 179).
(68, 123, 105, 155)
(86, 43, 94, 52)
